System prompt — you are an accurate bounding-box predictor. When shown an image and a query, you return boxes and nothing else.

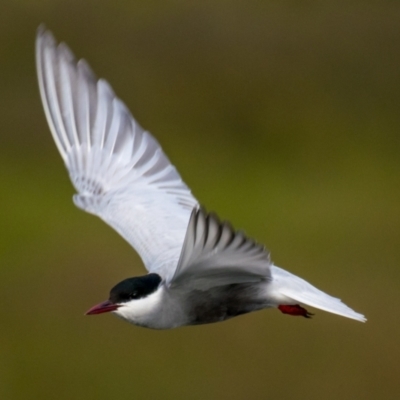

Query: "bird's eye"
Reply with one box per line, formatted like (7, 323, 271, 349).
(129, 291, 138, 299)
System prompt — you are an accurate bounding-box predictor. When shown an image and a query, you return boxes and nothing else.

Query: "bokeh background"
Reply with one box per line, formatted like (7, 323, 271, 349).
(1, 1, 399, 399)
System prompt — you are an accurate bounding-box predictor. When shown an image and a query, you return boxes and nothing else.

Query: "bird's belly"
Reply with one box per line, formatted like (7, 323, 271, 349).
(187, 283, 269, 325)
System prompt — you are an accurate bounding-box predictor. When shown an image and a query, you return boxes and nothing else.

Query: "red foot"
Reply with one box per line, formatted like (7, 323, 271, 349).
(278, 304, 314, 319)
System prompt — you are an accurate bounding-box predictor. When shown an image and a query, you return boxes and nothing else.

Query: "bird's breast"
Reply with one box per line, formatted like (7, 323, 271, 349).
(114, 286, 188, 329)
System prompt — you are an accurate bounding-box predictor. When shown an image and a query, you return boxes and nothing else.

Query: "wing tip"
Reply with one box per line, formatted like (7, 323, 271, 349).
(36, 25, 55, 50)
(37, 24, 47, 36)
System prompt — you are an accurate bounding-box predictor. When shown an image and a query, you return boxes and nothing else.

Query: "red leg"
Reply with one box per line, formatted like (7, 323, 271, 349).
(278, 304, 314, 319)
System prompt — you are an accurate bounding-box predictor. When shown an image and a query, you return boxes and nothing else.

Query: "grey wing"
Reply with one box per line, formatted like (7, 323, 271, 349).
(169, 208, 271, 290)
(36, 27, 198, 280)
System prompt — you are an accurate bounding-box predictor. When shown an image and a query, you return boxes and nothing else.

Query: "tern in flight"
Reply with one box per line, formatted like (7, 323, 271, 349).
(36, 27, 365, 329)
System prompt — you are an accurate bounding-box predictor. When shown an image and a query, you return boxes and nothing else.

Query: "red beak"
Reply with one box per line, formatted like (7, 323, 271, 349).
(85, 300, 120, 315)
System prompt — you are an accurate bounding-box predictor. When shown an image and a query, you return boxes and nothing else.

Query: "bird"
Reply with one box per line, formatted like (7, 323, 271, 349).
(35, 27, 366, 329)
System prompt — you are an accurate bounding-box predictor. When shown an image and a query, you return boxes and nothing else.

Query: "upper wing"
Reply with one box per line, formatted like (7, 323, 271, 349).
(169, 208, 271, 290)
(36, 27, 198, 280)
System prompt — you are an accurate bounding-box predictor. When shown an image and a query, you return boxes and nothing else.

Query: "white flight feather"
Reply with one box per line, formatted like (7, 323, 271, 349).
(36, 27, 198, 281)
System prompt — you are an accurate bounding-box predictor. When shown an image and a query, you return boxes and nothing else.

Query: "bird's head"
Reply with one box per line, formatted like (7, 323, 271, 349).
(85, 273, 163, 317)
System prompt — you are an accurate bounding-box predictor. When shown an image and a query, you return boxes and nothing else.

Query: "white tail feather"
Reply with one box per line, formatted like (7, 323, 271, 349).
(270, 265, 366, 322)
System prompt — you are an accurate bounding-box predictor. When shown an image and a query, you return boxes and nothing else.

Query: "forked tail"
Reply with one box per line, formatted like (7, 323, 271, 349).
(270, 265, 366, 322)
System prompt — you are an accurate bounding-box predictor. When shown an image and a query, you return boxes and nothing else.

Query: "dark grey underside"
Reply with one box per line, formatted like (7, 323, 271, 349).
(186, 282, 269, 325)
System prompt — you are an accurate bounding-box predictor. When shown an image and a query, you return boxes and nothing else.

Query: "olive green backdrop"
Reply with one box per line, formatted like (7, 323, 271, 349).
(1, 1, 399, 399)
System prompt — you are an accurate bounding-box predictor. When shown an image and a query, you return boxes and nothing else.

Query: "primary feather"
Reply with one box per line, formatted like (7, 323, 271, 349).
(171, 208, 272, 290)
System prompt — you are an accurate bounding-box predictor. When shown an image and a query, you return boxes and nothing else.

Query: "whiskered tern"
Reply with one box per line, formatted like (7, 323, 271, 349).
(36, 27, 365, 329)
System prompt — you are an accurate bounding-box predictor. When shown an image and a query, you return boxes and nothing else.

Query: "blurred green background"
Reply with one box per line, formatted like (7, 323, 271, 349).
(1, 1, 399, 399)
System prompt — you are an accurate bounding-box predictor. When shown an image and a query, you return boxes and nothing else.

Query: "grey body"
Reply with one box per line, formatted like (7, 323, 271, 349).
(186, 283, 269, 325)
(114, 279, 270, 329)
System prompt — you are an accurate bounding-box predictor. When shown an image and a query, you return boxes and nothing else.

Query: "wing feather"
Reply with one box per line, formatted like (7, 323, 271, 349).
(36, 27, 198, 279)
(170, 209, 271, 290)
